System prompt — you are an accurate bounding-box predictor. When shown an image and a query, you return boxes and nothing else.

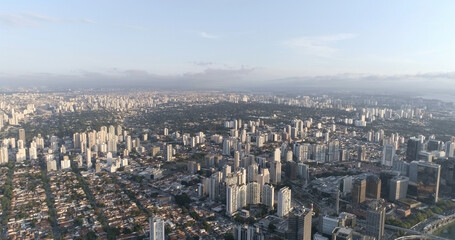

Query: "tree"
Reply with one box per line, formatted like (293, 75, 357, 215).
(107, 227, 120, 240)
(224, 233, 234, 240)
(86, 231, 97, 240)
(74, 216, 83, 226)
(175, 193, 192, 208)
(433, 207, 443, 214)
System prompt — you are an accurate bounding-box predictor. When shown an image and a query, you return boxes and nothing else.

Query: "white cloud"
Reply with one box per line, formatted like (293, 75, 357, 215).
(78, 18, 97, 24)
(0, 12, 96, 27)
(199, 31, 218, 39)
(118, 24, 147, 31)
(283, 33, 357, 57)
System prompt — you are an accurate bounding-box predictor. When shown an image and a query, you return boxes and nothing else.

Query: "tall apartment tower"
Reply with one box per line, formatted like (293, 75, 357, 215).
(149, 216, 165, 240)
(357, 146, 366, 162)
(389, 176, 409, 201)
(366, 175, 381, 199)
(226, 185, 238, 216)
(409, 161, 441, 204)
(382, 144, 395, 167)
(270, 161, 282, 184)
(262, 184, 275, 209)
(86, 149, 92, 168)
(406, 137, 422, 161)
(352, 179, 366, 204)
(246, 182, 261, 205)
(287, 207, 312, 240)
(274, 148, 281, 162)
(18, 128, 26, 142)
(366, 206, 386, 240)
(278, 187, 292, 217)
(234, 151, 240, 171)
(223, 139, 231, 156)
(165, 144, 173, 162)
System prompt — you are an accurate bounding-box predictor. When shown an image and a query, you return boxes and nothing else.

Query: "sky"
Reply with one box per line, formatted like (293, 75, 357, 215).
(1, 1, 455, 91)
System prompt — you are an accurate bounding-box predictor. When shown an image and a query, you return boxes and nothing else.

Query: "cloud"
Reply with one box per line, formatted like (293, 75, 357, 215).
(283, 33, 357, 57)
(78, 18, 97, 24)
(266, 71, 455, 94)
(118, 24, 147, 31)
(0, 66, 256, 90)
(2, 69, 455, 95)
(199, 31, 218, 39)
(0, 12, 96, 27)
(191, 61, 215, 66)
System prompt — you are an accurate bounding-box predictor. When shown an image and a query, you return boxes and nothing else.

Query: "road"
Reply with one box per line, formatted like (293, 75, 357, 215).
(385, 224, 451, 240)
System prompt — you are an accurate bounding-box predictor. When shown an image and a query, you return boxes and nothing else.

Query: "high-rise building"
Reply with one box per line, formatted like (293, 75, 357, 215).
(0, 147, 8, 164)
(338, 212, 357, 228)
(61, 156, 71, 170)
(352, 179, 366, 204)
(246, 182, 261, 205)
(165, 144, 173, 162)
(407, 137, 422, 161)
(274, 148, 281, 162)
(340, 177, 353, 197)
(29, 146, 37, 160)
(86, 149, 92, 168)
(357, 146, 366, 162)
(226, 185, 239, 216)
(234, 225, 264, 240)
(326, 140, 340, 162)
(379, 170, 400, 199)
(278, 187, 292, 217)
(234, 151, 240, 171)
(187, 161, 200, 174)
(223, 139, 231, 156)
(262, 184, 274, 209)
(286, 162, 298, 180)
(321, 216, 340, 235)
(286, 150, 293, 162)
(238, 184, 247, 210)
(445, 141, 455, 158)
(366, 205, 386, 240)
(409, 161, 441, 204)
(382, 144, 395, 167)
(107, 138, 117, 153)
(126, 135, 132, 152)
(209, 172, 221, 201)
(18, 128, 25, 142)
(247, 163, 258, 183)
(47, 159, 57, 171)
(427, 140, 442, 152)
(389, 176, 409, 201)
(256, 135, 264, 148)
(366, 175, 381, 199)
(287, 207, 312, 240)
(393, 160, 410, 176)
(332, 227, 353, 240)
(438, 159, 455, 198)
(149, 216, 165, 240)
(270, 161, 282, 184)
(16, 147, 26, 162)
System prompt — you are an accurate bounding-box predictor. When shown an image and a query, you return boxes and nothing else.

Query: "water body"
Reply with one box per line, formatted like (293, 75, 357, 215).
(434, 221, 455, 239)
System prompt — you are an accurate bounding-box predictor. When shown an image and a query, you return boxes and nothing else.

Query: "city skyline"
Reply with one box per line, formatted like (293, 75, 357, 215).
(2, 1, 455, 239)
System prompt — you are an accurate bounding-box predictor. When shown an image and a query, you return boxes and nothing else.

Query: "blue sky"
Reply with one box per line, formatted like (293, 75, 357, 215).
(1, 1, 455, 89)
